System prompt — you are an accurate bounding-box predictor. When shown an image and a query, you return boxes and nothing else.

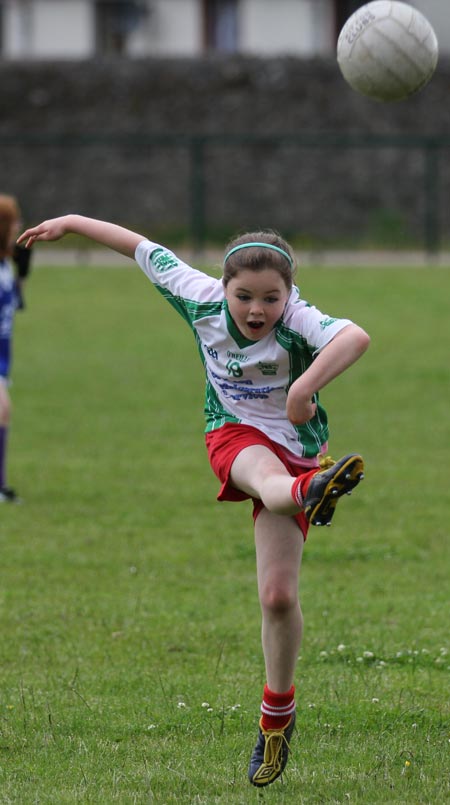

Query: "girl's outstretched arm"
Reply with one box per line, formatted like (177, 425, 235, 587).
(17, 214, 146, 259)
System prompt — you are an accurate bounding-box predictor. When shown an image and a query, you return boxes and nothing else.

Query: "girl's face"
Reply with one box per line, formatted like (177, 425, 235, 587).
(224, 268, 290, 341)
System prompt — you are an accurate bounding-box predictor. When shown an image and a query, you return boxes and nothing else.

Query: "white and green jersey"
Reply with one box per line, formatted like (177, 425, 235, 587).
(135, 240, 353, 458)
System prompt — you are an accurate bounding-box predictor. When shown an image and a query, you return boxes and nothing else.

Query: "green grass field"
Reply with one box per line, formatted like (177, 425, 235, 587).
(0, 262, 448, 804)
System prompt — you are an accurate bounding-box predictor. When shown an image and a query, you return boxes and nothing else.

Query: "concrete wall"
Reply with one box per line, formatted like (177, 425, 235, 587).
(1, 57, 449, 249)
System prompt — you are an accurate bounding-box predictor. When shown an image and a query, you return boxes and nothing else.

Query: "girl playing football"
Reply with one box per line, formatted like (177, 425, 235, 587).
(18, 214, 369, 786)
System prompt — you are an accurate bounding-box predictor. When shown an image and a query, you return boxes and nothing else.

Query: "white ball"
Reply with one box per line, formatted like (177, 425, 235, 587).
(337, 1, 439, 102)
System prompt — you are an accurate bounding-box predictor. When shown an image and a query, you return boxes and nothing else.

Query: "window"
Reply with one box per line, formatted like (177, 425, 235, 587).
(334, 1, 365, 40)
(95, 0, 147, 55)
(203, 0, 239, 54)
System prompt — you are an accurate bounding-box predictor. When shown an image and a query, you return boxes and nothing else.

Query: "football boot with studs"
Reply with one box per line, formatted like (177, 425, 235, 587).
(248, 713, 296, 787)
(303, 454, 364, 526)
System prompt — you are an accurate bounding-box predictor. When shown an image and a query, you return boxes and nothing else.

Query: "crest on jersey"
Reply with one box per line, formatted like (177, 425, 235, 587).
(319, 317, 337, 329)
(151, 248, 178, 273)
(257, 362, 278, 376)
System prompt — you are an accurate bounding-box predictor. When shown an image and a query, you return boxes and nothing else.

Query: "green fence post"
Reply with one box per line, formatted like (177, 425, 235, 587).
(423, 140, 440, 256)
(190, 136, 206, 254)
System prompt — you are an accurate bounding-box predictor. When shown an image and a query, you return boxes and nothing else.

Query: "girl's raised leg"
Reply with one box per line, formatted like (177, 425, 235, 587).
(229, 445, 300, 515)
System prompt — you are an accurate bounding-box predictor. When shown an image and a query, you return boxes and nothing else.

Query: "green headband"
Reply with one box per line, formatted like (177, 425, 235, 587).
(224, 241, 294, 268)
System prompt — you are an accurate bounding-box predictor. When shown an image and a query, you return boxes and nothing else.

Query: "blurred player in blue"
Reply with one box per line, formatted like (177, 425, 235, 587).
(0, 194, 32, 502)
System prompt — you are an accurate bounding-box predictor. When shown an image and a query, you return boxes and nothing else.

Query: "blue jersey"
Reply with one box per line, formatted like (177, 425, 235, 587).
(0, 258, 18, 379)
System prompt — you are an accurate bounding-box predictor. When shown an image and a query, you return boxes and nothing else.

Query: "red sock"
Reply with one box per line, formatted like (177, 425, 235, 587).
(261, 684, 295, 731)
(291, 469, 317, 509)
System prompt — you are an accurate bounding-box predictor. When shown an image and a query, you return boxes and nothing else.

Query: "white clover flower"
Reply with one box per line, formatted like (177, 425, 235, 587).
(337, 643, 346, 652)
(440, 647, 448, 656)
(308, 703, 316, 709)
(372, 697, 379, 703)
(320, 650, 328, 658)
(207, 707, 213, 713)
(356, 657, 363, 663)
(363, 651, 374, 659)
(177, 701, 186, 708)
(147, 724, 156, 730)
(201, 702, 210, 708)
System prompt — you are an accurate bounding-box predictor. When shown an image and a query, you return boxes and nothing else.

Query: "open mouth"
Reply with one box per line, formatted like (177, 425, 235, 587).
(247, 321, 264, 330)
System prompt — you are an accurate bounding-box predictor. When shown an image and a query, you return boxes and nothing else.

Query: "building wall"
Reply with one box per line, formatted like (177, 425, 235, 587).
(415, 0, 450, 56)
(3, 0, 94, 58)
(131, 0, 201, 57)
(244, 0, 331, 57)
(2, 0, 449, 61)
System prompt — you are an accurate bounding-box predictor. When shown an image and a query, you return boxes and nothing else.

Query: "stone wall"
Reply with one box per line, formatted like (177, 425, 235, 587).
(1, 57, 449, 248)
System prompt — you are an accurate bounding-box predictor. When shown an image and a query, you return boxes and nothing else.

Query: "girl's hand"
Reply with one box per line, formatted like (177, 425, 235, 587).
(17, 216, 70, 248)
(286, 386, 317, 425)
(286, 325, 370, 426)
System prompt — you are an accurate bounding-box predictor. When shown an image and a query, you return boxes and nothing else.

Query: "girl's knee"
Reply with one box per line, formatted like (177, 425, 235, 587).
(0, 385, 11, 425)
(260, 581, 298, 615)
(0, 399, 11, 425)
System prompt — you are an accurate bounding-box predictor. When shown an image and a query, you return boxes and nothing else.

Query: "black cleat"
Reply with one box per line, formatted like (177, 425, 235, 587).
(248, 713, 296, 787)
(303, 454, 364, 526)
(0, 486, 22, 504)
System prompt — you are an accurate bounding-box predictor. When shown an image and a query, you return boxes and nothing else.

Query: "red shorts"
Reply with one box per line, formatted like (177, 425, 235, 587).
(205, 422, 320, 539)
